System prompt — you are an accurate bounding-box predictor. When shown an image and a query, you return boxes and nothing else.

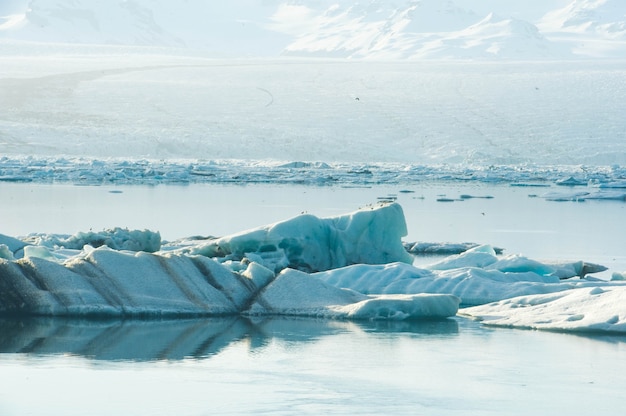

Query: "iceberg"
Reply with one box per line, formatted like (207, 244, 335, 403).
(1, 202, 624, 332)
(0, 204, 456, 320)
(180, 202, 413, 273)
(0, 247, 459, 320)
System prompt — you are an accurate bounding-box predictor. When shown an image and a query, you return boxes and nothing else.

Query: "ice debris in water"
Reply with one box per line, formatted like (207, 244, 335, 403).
(2, 157, 626, 188)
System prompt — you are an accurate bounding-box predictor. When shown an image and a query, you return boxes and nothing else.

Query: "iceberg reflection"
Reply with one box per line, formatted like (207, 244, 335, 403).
(0, 316, 458, 362)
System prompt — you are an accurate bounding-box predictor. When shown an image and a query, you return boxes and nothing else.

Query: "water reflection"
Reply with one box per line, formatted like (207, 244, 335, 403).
(0, 316, 459, 362)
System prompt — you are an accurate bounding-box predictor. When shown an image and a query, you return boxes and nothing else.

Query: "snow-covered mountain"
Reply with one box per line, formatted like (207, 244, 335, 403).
(1, 0, 625, 59)
(537, 0, 626, 57)
(540, 0, 626, 36)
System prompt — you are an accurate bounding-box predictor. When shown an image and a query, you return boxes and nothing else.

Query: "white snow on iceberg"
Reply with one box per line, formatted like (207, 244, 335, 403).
(314, 257, 610, 308)
(461, 286, 626, 334)
(246, 268, 460, 320)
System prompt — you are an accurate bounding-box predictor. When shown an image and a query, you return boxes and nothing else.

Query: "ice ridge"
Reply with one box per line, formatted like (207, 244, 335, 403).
(1, 157, 625, 187)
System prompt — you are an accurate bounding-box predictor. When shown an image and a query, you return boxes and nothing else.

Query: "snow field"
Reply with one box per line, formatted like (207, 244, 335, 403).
(1, 50, 625, 166)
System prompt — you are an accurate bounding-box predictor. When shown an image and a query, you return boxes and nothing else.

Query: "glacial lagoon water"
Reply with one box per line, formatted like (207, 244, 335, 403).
(1, 316, 625, 415)
(1, 182, 626, 414)
(2, 181, 625, 276)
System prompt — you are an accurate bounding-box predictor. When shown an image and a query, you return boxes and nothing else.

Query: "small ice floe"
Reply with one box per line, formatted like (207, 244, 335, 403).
(541, 190, 626, 202)
(0, 175, 33, 183)
(274, 161, 331, 169)
(599, 180, 626, 189)
(377, 194, 398, 203)
(404, 241, 504, 256)
(459, 194, 494, 199)
(555, 176, 587, 186)
(435, 194, 493, 202)
(541, 191, 590, 201)
(583, 191, 626, 201)
(612, 271, 626, 281)
(510, 183, 551, 187)
(461, 286, 626, 333)
(18, 227, 162, 257)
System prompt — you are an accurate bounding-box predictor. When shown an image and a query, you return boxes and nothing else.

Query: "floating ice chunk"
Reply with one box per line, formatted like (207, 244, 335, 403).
(246, 268, 459, 320)
(486, 254, 556, 276)
(27, 228, 162, 253)
(541, 189, 626, 202)
(23, 245, 56, 261)
(485, 254, 607, 279)
(404, 241, 504, 255)
(584, 191, 626, 201)
(0, 233, 27, 254)
(478, 253, 603, 278)
(424, 245, 499, 270)
(461, 286, 626, 334)
(336, 294, 461, 320)
(541, 260, 607, 278)
(0, 244, 15, 260)
(612, 272, 626, 281)
(555, 176, 587, 186)
(599, 181, 626, 189)
(459, 194, 494, 199)
(186, 203, 413, 272)
(0, 248, 251, 316)
(274, 161, 331, 169)
(541, 191, 590, 201)
(313, 260, 611, 306)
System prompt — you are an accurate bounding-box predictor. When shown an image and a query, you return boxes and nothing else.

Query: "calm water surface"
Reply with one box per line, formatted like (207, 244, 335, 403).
(2, 182, 625, 276)
(0, 317, 625, 415)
